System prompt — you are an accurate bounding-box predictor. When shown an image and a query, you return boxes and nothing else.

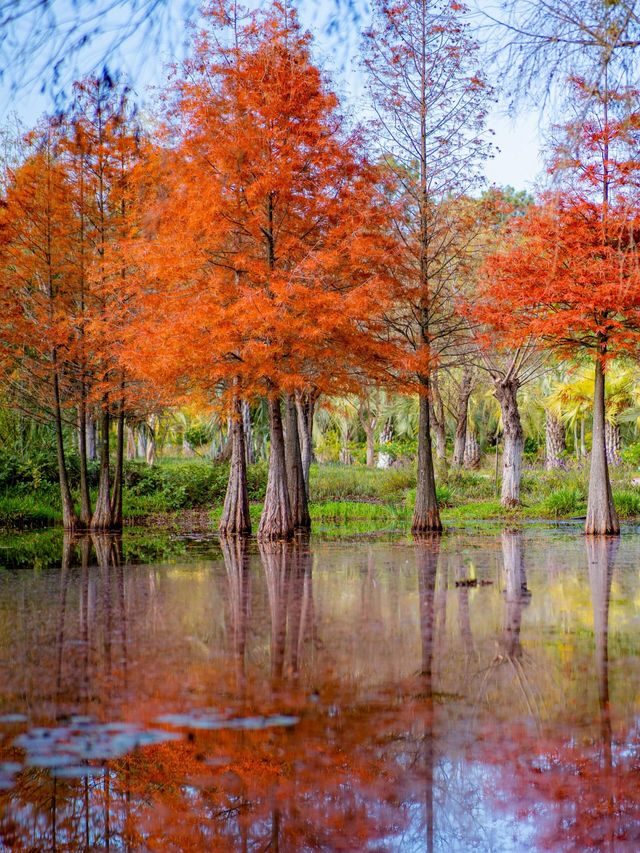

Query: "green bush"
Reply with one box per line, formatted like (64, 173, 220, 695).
(613, 489, 640, 518)
(0, 494, 60, 529)
(622, 443, 640, 467)
(309, 464, 415, 502)
(122, 459, 268, 515)
(543, 486, 586, 518)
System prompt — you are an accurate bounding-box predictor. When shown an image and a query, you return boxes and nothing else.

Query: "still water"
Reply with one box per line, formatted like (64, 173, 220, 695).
(0, 528, 639, 851)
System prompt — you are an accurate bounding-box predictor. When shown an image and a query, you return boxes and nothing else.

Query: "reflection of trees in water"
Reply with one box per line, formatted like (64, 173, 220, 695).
(221, 536, 251, 693)
(476, 531, 544, 720)
(416, 534, 438, 853)
(260, 540, 315, 686)
(55, 534, 128, 709)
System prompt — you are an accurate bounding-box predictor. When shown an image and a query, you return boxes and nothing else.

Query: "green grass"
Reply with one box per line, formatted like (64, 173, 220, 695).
(539, 486, 587, 518)
(0, 494, 60, 529)
(5, 456, 640, 533)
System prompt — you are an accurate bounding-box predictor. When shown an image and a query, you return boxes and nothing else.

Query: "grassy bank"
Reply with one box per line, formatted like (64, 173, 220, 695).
(2, 458, 640, 531)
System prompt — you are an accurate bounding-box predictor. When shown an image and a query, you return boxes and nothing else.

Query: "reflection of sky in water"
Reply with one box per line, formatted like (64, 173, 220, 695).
(0, 530, 638, 850)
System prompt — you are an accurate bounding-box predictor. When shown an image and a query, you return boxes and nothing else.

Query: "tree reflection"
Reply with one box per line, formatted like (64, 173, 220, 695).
(260, 540, 314, 686)
(477, 531, 539, 717)
(415, 534, 439, 853)
(221, 536, 251, 693)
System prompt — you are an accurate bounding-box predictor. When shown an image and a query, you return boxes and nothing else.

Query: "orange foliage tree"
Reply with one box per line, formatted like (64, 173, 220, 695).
(0, 125, 80, 530)
(0, 75, 156, 531)
(476, 81, 640, 534)
(127, 1, 395, 539)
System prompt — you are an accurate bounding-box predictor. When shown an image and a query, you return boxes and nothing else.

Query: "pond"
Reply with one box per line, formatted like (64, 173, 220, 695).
(0, 527, 639, 851)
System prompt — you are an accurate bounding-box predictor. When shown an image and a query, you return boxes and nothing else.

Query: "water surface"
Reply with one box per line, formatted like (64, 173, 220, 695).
(1, 528, 639, 851)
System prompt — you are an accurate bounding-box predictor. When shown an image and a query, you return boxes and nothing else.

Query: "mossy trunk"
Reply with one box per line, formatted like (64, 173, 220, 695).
(258, 396, 293, 541)
(412, 383, 442, 534)
(285, 394, 310, 531)
(219, 396, 251, 536)
(494, 378, 524, 508)
(586, 357, 619, 535)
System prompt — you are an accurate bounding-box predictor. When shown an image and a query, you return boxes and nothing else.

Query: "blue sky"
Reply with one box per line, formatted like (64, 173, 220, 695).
(1, 0, 545, 190)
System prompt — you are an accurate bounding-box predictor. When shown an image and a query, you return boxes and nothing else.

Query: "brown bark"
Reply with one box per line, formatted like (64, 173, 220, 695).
(285, 394, 311, 531)
(545, 410, 566, 470)
(494, 378, 524, 507)
(219, 396, 251, 536)
(452, 368, 473, 466)
(91, 399, 112, 530)
(412, 382, 442, 533)
(53, 366, 78, 532)
(258, 395, 294, 541)
(586, 357, 619, 535)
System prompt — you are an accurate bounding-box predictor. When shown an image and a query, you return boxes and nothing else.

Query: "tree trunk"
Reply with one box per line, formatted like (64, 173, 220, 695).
(452, 368, 473, 467)
(136, 426, 147, 460)
(91, 400, 112, 530)
(296, 392, 315, 491)
(86, 413, 97, 462)
(110, 395, 125, 530)
(430, 373, 447, 463)
(463, 429, 481, 469)
(242, 400, 255, 466)
(53, 368, 77, 531)
(412, 383, 442, 533)
(586, 357, 619, 535)
(605, 420, 621, 466)
(219, 396, 251, 536)
(145, 415, 156, 466)
(126, 425, 136, 460)
(580, 417, 587, 458)
(258, 396, 293, 541)
(494, 378, 524, 508)
(285, 394, 310, 531)
(364, 423, 376, 467)
(78, 393, 92, 527)
(545, 410, 566, 470)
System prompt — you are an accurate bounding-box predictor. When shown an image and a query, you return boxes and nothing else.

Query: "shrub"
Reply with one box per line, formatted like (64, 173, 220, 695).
(543, 486, 586, 518)
(613, 489, 640, 518)
(0, 494, 60, 529)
